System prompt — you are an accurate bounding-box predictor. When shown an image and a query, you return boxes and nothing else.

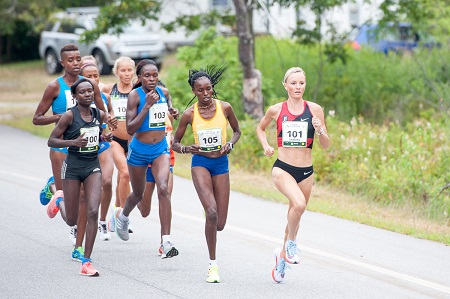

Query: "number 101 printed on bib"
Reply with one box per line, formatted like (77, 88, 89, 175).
(282, 121, 308, 147)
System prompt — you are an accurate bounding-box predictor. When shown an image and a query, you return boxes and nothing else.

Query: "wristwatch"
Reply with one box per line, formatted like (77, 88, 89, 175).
(227, 142, 234, 150)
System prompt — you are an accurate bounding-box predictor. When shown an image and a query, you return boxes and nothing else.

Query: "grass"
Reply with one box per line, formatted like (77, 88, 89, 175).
(1, 57, 448, 245)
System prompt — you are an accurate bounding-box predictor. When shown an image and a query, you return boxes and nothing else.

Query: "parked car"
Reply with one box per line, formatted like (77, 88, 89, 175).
(39, 7, 166, 75)
(349, 23, 439, 54)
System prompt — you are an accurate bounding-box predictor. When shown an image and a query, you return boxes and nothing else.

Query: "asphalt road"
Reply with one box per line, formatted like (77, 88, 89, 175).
(0, 124, 449, 299)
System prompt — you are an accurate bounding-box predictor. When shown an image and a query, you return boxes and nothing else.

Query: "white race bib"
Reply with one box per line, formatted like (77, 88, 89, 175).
(112, 98, 127, 121)
(65, 90, 76, 111)
(282, 121, 308, 147)
(149, 103, 167, 128)
(79, 127, 100, 152)
(197, 128, 222, 152)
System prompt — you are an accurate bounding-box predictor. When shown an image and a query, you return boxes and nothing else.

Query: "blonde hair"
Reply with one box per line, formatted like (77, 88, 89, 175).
(81, 55, 97, 66)
(283, 67, 306, 83)
(113, 56, 135, 76)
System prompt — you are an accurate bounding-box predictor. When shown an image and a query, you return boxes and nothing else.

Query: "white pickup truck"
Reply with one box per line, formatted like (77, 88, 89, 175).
(39, 7, 166, 75)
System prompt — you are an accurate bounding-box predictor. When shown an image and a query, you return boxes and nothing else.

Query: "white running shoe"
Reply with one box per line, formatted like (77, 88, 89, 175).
(272, 248, 290, 283)
(98, 222, 111, 241)
(69, 225, 77, 246)
(114, 207, 129, 241)
(161, 241, 179, 259)
(284, 240, 300, 264)
(108, 213, 115, 232)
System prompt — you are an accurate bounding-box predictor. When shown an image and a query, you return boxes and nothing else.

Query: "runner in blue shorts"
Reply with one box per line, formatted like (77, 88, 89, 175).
(113, 59, 180, 259)
(33, 44, 116, 247)
(172, 65, 241, 283)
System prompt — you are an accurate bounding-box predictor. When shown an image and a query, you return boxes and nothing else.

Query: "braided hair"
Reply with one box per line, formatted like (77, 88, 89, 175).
(132, 59, 158, 90)
(186, 64, 227, 108)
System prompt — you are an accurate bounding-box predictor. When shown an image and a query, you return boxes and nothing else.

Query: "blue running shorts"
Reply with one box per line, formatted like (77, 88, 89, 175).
(191, 154, 229, 177)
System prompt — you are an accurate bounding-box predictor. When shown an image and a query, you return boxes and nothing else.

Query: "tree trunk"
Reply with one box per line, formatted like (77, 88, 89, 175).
(232, 0, 263, 119)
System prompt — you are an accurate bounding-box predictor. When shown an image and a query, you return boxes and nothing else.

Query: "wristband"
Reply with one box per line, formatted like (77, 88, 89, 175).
(316, 127, 325, 136)
(227, 142, 234, 150)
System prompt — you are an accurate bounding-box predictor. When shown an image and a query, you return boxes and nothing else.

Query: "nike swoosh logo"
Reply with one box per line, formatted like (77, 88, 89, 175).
(304, 171, 312, 175)
(301, 118, 309, 121)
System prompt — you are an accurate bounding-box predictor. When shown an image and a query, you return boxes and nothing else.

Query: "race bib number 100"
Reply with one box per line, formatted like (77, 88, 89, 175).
(282, 121, 308, 147)
(198, 128, 222, 152)
(79, 127, 100, 152)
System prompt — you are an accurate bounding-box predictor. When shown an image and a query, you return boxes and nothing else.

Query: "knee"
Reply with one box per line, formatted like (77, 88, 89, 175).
(157, 184, 170, 200)
(138, 203, 151, 218)
(205, 208, 218, 225)
(217, 222, 226, 232)
(102, 178, 112, 191)
(292, 202, 306, 216)
(87, 207, 99, 220)
(121, 171, 130, 182)
(66, 215, 77, 227)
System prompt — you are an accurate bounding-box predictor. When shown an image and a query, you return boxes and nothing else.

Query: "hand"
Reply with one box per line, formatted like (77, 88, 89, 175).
(220, 142, 233, 155)
(312, 115, 322, 131)
(145, 90, 160, 108)
(107, 114, 118, 131)
(263, 145, 274, 157)
(168, 107, 179, 120)
(74, 132, 88, 147)
(104, 132, 113, 142)
(187, 144, 201, 154)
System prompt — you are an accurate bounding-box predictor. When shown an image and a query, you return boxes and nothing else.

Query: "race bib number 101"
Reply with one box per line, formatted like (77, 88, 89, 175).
(282, 121, 308, 147)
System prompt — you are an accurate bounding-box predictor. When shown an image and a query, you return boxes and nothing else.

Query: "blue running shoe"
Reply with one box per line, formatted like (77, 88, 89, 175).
(72, 246, 84, 263)
(40, 176, 54, 206)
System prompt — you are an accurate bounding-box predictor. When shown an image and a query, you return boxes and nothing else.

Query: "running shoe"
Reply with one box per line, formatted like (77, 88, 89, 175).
(79, 261, 99, 277)
(108, 213, 115, 232)
(39, 176, 54, 206)
(98, 222, 111, 241)
(72, 246, 84, 263)
(114, 207, 129, 241)
(46, 191, 62, 218)
(69, 225, 77, 245)
(128, 222, 134, 233)
(206, 265, 220, 283)
(161, 241, 179, 259)
(272, 247, 290, 283)
(284, 240, 300, 264)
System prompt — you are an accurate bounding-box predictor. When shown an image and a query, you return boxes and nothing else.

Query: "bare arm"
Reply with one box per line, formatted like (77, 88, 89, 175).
(161, 87, 179, 120)
(47, 111, 87, 148)
(172, 108, 196, 154)
(33, 81, 61, 126)
(256, 104, 280, 157)
(309, 102, 330, 149)
(101, 83, 113, 95)
(220, 102, 241, 154)
(126, 89, 160, 135)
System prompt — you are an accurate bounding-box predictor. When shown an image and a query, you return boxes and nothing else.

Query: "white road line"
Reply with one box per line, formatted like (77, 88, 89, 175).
(8, 170, 450, 295)
(0, 170, 42, 182)
(171, 210, 450, 295)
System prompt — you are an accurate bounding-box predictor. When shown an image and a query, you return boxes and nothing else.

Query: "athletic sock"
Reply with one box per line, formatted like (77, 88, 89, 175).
(81, 257, 91, 265)
(119, 210, 128, 221)
(55, 197, 64, 206)
(162, 235, 171, 243)
(209, 259, 218, 267)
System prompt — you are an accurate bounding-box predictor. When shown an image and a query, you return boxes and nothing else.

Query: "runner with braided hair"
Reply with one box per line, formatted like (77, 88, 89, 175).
(173, 65, 241, 283)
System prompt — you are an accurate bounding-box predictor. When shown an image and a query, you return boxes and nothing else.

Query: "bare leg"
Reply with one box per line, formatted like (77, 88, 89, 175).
(192, 167, 218, 260)
(272, 167, 313, 258)
(152, 154, 171, 235)
(111, 142, 130, 208)
(99, 148, 114, 221)
(82, 173, 102, 259)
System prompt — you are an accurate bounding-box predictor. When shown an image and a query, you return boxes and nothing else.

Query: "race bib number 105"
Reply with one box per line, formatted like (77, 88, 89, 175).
(198, 128, 222, 152)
